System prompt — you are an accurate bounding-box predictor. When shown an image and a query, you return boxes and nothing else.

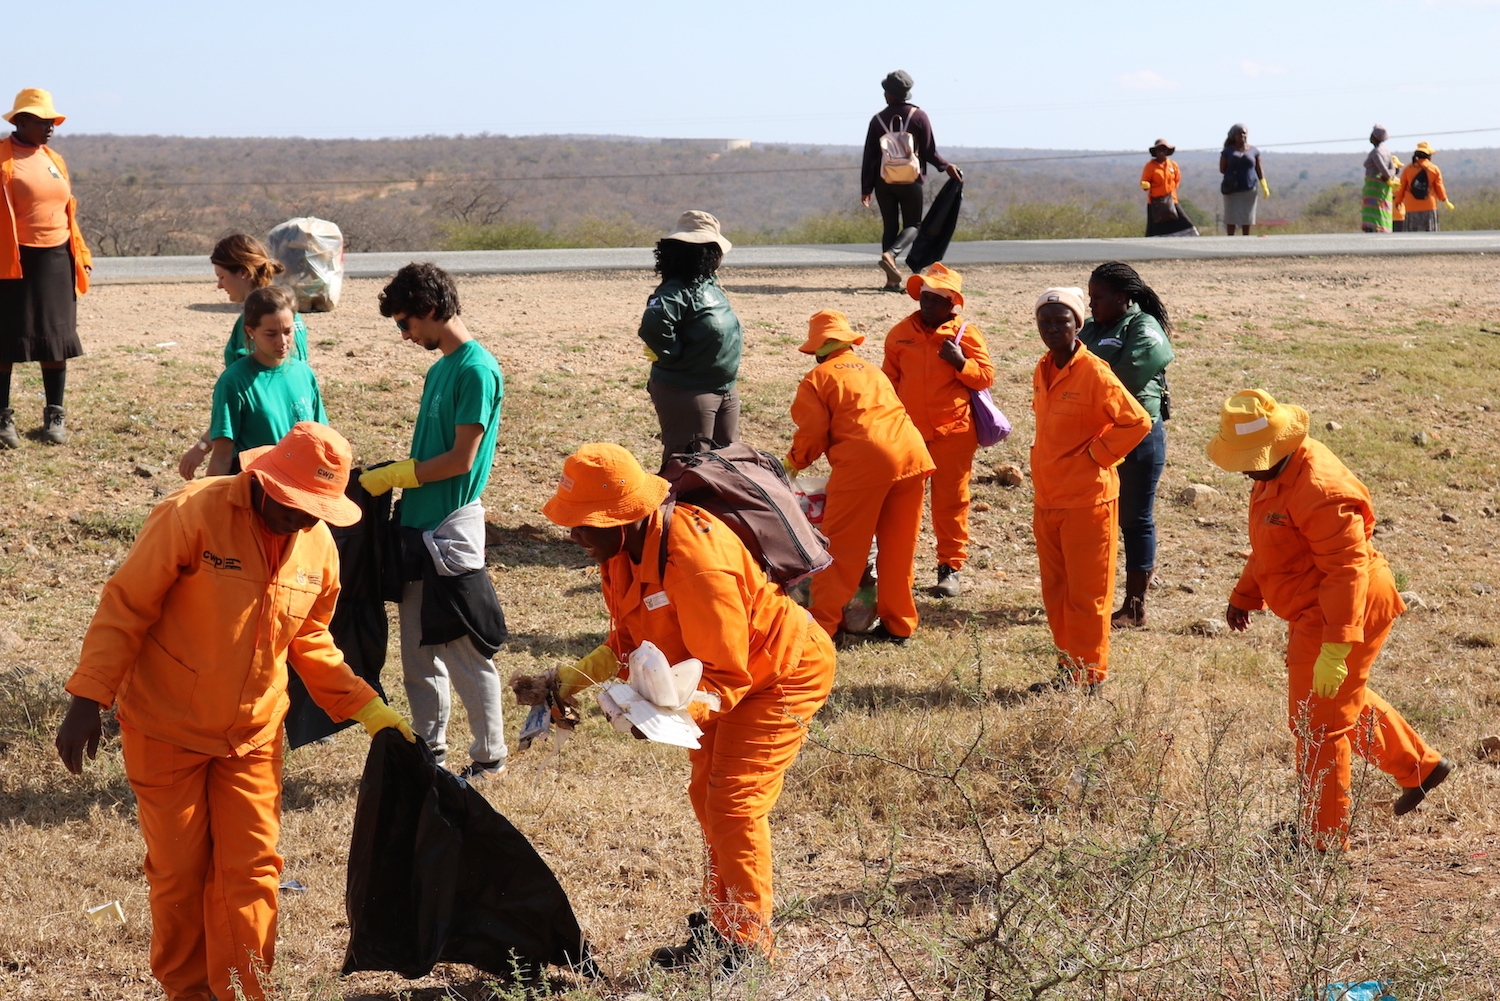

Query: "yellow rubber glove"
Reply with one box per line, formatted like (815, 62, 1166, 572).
(558, 645, 620, 701)
(358, 459, 419, 496)
(1259, 178, 1271, 199)
(1311, 642, 1353, 699)
(351, 696, 415, 742)
(1140, 180, 1152, 191)
(642, 344, 658, 362)
(783, 452, 802, 477)
(1445, 201, 1456, 211)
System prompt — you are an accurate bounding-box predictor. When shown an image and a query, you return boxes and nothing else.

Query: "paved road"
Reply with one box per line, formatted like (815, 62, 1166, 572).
(90, 231, 1500, 284)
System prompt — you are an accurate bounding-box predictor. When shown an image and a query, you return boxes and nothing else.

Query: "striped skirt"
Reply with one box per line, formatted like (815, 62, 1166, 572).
(1361, 177, 1393, 233)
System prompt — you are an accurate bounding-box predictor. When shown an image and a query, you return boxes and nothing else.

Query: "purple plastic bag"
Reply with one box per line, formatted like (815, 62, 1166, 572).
(953, 324, 1010, 447)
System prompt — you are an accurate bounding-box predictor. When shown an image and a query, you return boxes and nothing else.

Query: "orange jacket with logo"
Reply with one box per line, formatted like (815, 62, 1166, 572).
(789, 347, 934, 488)
(1141, 158, 1182, 200)
(881, 313, 994, 441)
(1394, 160, 1448, 214)
(599, 503, 818, 723)
(66, 474, 376, 757)
(0, 137, 91, 293)
(1230, 438, 1393, 644)
(1029, 344, 1150, 509)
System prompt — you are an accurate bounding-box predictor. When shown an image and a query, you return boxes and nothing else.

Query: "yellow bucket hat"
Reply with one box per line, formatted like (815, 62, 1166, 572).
(799, 309, 865, 354)
(4, 88, 65, 125)
(541, 444, 670, 528)
(1205, 389, 1310, 472)
(905, 262, 965, 308)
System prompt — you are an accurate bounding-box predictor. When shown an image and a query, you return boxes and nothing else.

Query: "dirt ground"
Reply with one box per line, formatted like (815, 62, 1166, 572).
(3, 254, 1500, 999)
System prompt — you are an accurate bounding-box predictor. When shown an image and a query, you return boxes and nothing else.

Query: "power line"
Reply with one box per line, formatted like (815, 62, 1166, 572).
(86, 125, 1500, 190)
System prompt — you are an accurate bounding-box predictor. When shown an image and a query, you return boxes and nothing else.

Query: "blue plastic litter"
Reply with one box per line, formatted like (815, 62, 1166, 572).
(1324, 981, 1395, 1001)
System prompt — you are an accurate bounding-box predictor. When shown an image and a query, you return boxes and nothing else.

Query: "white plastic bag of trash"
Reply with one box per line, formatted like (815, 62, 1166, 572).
(596, 641, 721, 748)
(267, 216, 344, 312)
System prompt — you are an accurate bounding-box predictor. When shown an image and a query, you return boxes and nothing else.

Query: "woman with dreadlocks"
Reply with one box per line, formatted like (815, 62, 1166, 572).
(1079, 262, 1175, 628)
(637, 211, 744, 467)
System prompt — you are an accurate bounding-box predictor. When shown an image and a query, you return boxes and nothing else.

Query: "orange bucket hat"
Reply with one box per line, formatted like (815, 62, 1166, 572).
(1205, 390, 1310, 472)
(4, 88, 65, 125)
(906, 262, 964, 308)
(239, 422, 363, 526)
(542, 444, 670, 528)
(799, 309, 865, 354)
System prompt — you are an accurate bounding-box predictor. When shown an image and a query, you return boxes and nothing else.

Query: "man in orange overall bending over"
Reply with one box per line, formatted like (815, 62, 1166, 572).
(1029, 287, 1150, 691)
(55, 423, 414, 1001)
(524, 443, 836, 974)
(1209, 390, 1451, 849)
(786, 309, 933, 644)
(882, 262, 994, 598)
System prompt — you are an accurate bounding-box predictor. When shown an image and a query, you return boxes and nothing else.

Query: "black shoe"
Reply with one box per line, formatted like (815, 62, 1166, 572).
(458, 759, 506, 781)
(651, 912, 716, 970)
(41, 405, 66, 444)
(1394, 757, 1452, 816)
(933, 564, 961, 598)
(0, 408, 17, 449)
(866, 623, 910, 646)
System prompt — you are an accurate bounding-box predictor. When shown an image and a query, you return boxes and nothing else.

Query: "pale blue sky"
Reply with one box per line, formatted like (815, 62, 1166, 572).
(9, 0, 1499, 153)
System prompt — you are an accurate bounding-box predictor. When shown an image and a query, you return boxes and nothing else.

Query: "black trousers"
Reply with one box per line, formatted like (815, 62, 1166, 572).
(873, 180, 923, 252)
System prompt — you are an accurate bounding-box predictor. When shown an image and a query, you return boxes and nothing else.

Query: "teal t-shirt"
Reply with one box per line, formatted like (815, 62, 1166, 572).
(209, 356, 327, 453)
(224, 313, 310, 370)
(399, 339, 505, 531)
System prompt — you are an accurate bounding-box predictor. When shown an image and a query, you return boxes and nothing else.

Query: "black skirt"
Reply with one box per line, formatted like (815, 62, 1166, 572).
(0, 242, 83, 363)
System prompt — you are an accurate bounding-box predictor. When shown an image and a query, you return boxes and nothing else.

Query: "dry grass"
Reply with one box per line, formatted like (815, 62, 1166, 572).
(4, 257, 1500, 999)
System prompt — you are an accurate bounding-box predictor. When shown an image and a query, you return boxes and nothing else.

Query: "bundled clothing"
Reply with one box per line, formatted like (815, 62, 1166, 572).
(1229, 438, 1443, 846)
(66, 473, 378, 1001)
(1030, 345, 1150, 683)
(789, 346, 934, 637)
(1362, 142, 1397, 233)
(882, 312, 994, 571)
(638, 275, 744, 462)
(0, 136, 89, 363)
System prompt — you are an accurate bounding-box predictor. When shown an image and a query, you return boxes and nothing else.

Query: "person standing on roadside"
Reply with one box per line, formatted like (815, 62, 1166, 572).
(1395, 142, 1454, 232)
(882, 263, 993, 598)
(1140, 140, 1195, 237)
(638, 210, 743, 466)
(1208, 390, 1451, 850)
(860, 71, 962, 291)
(1028, 288, 1150, 692)
(360, 263, 510, 782)
(1361, 125, 1397, 233)
(1079, 263, 1174, 628)
(1219, 124, 1268, 236)
(0, 88, 91, 447)
(1390, 153, 1408, 231)
(55, 423, 415, 1001)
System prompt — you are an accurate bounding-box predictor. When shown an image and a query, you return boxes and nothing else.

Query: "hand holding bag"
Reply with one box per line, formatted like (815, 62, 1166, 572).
(953, 323, 1010, 447)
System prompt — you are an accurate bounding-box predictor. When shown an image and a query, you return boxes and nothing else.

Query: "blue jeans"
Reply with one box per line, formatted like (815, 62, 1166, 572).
(1118, 419, 1166, 572)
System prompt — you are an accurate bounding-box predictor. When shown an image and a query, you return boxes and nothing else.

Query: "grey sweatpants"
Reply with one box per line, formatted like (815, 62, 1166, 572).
(399, 580, 507, 765)
(648, 379, 740, 467)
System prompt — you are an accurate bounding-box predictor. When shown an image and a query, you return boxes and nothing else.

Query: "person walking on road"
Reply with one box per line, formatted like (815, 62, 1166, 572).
(55, 423, 415, 1001)
(1078, 263, 1174, 628)
(638, 211, 743, 466)
(1208, 390, 1451, 849)
(1395, 142, 1454, 232)
(360, 263, 510, 781)
(1140, 140, 1195, 237)
(1219, 124, 1268, 236)
(882, 263, 993, 598)
(861, 71, 962, 291)
(1027, 287, 1150, 692)
(1361, 125, 1397, 233)
(0, 88, 92, 447)
(785, 309, 934, 646)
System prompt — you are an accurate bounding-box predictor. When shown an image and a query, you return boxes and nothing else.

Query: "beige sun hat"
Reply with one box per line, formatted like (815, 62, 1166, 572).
(1205, 389, 1310, 472)
(664, 210, 732, 253)
(4, 88, 65, 125)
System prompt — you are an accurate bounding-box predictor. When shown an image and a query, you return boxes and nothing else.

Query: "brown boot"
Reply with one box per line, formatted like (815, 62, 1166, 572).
(1111, 569, 1152, 628)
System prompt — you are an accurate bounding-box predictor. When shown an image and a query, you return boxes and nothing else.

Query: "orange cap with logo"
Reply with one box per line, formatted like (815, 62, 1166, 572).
(799, 309, 866, 354)
(240, 422, 363, 526)
(906, 262, 964, 308)
(542, 443, 670, 528)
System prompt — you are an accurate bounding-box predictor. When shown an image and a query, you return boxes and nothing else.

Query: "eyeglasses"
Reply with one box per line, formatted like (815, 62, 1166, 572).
(394, 317, 411, 332)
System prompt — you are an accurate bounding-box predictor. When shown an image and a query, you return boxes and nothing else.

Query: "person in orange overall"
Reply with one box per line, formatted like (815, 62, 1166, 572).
(881, 262, 994, 598)
(1029, 287, 1150, 690)
(54, 423, 415, 1001)
(528, 443, 836, 973)
(1209, 390, 1451, 849)
(785, 309, 934, 644)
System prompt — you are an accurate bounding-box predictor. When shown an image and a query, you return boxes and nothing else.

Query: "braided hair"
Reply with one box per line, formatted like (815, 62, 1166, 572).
(654, 239, 722, 284)
(1089, 261, 1170, 334)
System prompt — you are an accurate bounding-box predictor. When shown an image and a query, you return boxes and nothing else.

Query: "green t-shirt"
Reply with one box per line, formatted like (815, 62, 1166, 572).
(223, 313, 310, 370)
(400, 339, 505, 531)
(209, 356, 327, 453)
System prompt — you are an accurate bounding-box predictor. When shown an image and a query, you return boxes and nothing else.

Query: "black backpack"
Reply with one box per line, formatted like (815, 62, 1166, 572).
(1409, 169, 1430, 202)
(657, 438, 831, 587)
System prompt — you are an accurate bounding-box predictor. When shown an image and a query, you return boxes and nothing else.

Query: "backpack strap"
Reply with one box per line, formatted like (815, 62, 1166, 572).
(656, 497, 676, 579)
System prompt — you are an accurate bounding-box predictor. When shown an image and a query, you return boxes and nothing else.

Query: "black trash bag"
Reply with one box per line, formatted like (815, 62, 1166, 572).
(342, 729, 595, 982)
(285, 478, 402, 749)
(907, 175, 964, 273)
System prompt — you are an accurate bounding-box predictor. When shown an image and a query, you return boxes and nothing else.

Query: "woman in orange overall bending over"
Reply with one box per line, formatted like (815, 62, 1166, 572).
(1209, 390, 1451, 849)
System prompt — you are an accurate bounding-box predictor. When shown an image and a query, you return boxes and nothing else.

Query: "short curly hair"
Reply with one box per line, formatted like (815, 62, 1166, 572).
(378, 262, 461, 321)
(653, 239, 722, 284)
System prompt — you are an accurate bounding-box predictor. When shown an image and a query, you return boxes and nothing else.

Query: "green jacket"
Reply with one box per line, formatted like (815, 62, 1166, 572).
(638, 275, 743, 392)
(1078, 303, 1174, 423)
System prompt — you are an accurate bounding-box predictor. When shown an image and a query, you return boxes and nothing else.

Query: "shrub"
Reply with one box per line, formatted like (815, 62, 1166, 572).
(958, 200, 1141, 241)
